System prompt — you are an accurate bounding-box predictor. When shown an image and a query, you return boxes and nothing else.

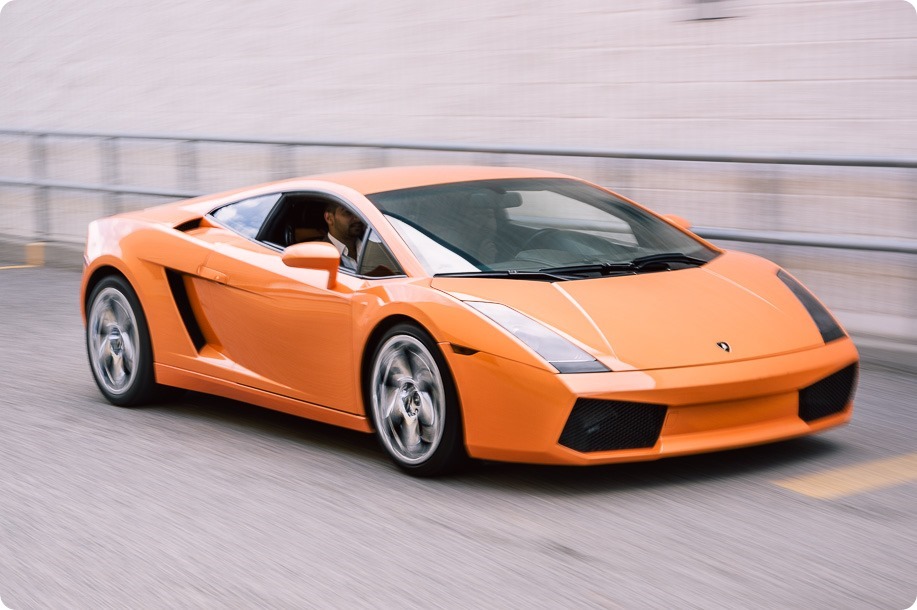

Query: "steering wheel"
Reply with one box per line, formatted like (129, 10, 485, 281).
(519, 228, 564, 252)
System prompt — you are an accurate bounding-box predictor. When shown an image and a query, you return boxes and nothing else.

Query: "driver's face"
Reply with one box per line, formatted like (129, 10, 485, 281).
(327, 206, 364, 239)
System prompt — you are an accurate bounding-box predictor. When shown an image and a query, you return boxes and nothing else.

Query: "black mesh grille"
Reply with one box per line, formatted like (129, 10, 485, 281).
(799, 364, 858, 422)
(559, 399, 667, 453)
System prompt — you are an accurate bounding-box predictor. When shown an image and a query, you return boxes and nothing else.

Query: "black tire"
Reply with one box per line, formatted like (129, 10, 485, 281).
(367, 323, 467, 476)
(85, 275, 162, 407)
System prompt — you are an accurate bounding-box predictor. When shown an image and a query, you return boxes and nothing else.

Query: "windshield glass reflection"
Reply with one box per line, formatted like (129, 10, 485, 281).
(369, 178, 717, 276)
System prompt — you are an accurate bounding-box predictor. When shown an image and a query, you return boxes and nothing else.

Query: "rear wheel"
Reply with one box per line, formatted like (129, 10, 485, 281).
(368, 323, 466, 476)
(86, 275, 160, 407)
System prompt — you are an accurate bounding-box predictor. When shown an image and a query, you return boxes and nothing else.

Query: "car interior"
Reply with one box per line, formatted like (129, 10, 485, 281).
(259, 193, 331, 248)
(257, 193, 402, 278)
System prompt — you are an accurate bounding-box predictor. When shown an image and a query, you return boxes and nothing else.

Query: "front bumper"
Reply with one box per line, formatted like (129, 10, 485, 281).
(444, 337, 858, 465)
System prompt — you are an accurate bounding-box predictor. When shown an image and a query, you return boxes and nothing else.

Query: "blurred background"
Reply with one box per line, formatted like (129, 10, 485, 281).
(0, 0, 915, 346)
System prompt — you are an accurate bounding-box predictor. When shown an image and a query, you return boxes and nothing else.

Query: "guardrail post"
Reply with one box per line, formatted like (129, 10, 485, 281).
(29, 133, 49, 240)
(271, 143, 295, 180)
(767, 165, 783, 264)
(478, 152, 505, 167)
(101, 136, 121, 215)
(748, 163, 785, 265)
(179, 140, 199, 193)
(376, 146, 389, 168)
(612, 157, 636, 199)
(911, 168, 917, 340)
(593, 157, 608, 192)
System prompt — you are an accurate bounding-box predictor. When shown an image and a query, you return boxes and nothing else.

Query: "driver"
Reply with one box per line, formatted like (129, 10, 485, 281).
(323, 201, 365, 271)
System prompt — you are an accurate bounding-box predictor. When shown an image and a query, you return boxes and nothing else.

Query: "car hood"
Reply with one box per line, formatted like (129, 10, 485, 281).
(430, 252, 826, 370)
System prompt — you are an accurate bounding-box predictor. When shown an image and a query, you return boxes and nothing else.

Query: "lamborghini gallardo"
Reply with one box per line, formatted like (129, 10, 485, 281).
(81, 166, 858, 475)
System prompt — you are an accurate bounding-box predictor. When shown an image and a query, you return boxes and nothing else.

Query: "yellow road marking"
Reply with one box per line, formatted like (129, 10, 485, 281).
(25, 241, 45, 266)
(774, 452, 917, 500)
(0, 264, 35, 270)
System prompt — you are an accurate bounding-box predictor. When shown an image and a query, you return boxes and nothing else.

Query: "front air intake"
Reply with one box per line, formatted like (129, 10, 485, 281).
(559, 399, 667, 453)
(798, 364, 858, 422)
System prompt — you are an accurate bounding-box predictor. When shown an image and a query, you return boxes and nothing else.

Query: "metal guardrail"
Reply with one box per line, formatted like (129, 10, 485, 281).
(4, 128, 917, 168)
(0, 176, 199, 199)
(1, 128, 916, 253)
(693, 227, 917, 255)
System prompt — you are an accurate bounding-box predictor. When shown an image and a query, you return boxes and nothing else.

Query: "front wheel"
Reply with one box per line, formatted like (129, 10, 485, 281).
(86, 275, 161, 407)
(368, 324, 466, 476)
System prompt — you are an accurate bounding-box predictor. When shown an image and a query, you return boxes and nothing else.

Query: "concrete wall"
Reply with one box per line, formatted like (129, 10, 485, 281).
(1, 0, 915, 154)
(0, 0, 915, 346)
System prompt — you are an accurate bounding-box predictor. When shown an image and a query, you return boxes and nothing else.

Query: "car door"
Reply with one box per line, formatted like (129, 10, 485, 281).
(193, 192, 362, 414)
(145, 193, 282, 380)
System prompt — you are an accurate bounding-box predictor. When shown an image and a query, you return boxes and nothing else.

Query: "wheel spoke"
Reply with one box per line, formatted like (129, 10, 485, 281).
(417, 391, 435, 427)
(109, 353, 126, 385)
(406, 348, 431, 379)
(97, 309, 115, 332)
(97, 339, 112, 368)
(417, 391, 437, 443)
(101, 297, 117, 319)
(112, 301, 131, 330)
(414, 368, 436, 394)
(379, 384, 400, 422)
(120, 333, 135, 374)
(398, 413, 422, 452)
(388, 348, 412, 382)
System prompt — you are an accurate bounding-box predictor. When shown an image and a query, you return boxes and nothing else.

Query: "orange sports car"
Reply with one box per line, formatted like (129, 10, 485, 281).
(81, 165, 858, 475)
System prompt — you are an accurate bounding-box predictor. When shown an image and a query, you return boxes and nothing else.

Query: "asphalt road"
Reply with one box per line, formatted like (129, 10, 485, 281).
(0, 267, 914, 609)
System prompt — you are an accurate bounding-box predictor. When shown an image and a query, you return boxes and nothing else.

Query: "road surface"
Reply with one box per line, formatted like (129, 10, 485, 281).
(0, 267, 913, 609)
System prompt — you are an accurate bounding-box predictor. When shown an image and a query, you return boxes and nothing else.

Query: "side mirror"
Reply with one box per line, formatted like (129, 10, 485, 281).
(282, 241, 340, 287)
(663, 214, 692, 231)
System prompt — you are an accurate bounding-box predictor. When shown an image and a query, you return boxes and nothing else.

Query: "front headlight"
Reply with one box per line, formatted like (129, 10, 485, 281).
(777, 269, 846, 343)
(466, 302, 610, 373)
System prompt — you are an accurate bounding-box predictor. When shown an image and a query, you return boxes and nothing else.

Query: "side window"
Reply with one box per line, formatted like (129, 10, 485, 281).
(358, 229, 404, 278)
(210, 193, 281, 239)
(258, 193, 403, 277)
(260, 195, 332, 247)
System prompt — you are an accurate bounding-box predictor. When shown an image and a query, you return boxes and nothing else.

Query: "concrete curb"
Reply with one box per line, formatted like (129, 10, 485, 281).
(0, 238, 84, 270)
(853, 335, 917, 376)
(1, 237, 914, 374)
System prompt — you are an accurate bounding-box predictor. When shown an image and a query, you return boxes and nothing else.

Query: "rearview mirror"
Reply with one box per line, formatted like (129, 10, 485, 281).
(282, 241, 340, 287)
(663, 214, 692, 230)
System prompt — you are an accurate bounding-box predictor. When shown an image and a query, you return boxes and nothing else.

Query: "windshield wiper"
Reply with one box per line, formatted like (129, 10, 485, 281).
(630, 253, 708, 270)
(541, 253, 709, 277)
(538, 262, 636, 277)
(435, 254, 709, 281)
(434, 270, 570, 282)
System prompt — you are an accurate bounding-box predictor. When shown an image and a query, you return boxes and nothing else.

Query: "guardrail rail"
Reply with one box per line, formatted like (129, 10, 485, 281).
(1, 128, 916, 254)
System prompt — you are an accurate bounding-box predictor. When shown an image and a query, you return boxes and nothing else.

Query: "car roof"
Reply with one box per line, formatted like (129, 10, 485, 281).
(141, 165, 577, 223)
(306, 165, 573, 195)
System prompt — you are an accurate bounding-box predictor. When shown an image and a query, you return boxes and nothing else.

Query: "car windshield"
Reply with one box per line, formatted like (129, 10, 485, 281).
(368, 178, 717, 277)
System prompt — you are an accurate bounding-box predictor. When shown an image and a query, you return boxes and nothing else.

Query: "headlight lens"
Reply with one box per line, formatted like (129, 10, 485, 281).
(777, 270, 846, 343)
(467, 302, 610, 373)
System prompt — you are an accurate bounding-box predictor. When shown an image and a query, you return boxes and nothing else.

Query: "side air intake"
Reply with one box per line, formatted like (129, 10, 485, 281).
(165, 269, 206, 351)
